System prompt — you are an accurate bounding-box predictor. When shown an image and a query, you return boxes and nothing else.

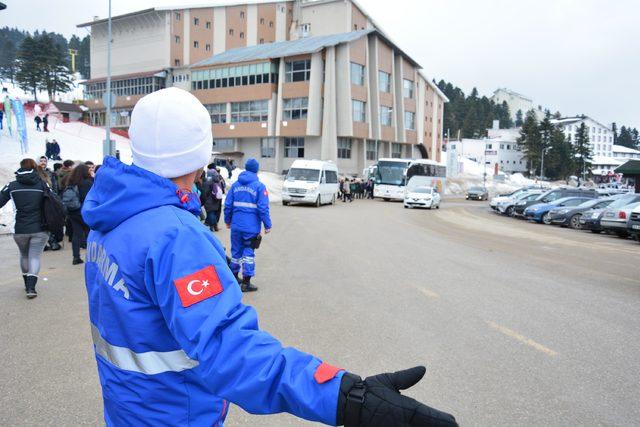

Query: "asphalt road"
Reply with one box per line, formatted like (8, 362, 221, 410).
(0, 197, 638, 426)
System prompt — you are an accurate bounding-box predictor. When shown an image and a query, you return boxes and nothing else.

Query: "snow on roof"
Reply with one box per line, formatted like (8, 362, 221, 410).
(612, 144, 640, 154)
(551, 116, 612, 131)
(492, 88, 533, 102)
(591, 155, 623, 166)
(192, 29, 375, 67)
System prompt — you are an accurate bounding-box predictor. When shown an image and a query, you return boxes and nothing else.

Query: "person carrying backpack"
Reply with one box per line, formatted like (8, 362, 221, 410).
(63, 163, 93, 265)
(201, 168, 224, 232)
(0, 159, 49, 298)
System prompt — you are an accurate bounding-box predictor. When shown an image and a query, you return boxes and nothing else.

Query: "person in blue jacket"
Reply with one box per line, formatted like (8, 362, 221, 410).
(224, 157, 270, 292)
(81, 88, 457, 427)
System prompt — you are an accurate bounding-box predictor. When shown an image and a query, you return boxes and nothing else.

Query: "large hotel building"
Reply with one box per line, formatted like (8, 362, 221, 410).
(78, 0, 447, 174)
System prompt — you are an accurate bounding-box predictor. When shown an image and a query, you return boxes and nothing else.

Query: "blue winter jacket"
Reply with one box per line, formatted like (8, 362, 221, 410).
(81, 157, 342, 426)
(224, 171, 272, 234)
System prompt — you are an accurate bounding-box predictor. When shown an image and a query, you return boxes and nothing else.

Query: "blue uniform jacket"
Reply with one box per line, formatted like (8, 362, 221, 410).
(223, 171, 272, 234)
(82, 157, 342, 426)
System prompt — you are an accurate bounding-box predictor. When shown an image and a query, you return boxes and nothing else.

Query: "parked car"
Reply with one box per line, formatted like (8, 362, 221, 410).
(627, 205, 640, 242)
(600, 201, 640, 237)
(404, 186, 441, 209)
(495, 190, 544, 216)
(514, 187, 598, 217)
(548, 196, 620, 229)
(466, 186, 489, 201)
(584, 194, 640, 234)
(523, 197, 593, 224)
(490, 186, 543, 210)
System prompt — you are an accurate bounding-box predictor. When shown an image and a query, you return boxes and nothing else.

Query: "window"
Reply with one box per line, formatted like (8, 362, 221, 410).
(205, 44, 211, 52)
(404, 111, 415, 130)
(240, 32, 245, 39)
(212, 139, 235, 151)
(487, 143, 493, 149)
(337, 138, 352, 159)
(366, 140, 377, 160)
(285, 137, 304, 158)
(205, 103, 226, 124)
(193, 41, 199, 48)
(230, 100, 269, 122)
(269, 21, 273, 28)
(261, 138, 276, 158)
(350, 62, 365, 86)
(283, 97, 308, 120)
(500, 144, 504, 149)
(175, 35, 180, 43)
(191, 62, 278, 89)
(240, 11, 245, 19)
(380, 106, 393, 126)
(352, 100, 366, 122)
(403, 79, 414, 98)
(229, 29, 234, 36)
(259, 38, 264, 44)
(205, 21, 211, 29)
(175, 12, 181, 20)
(260, 18, 265, 24)
(378, 71, 390, 92)
(300, 23, 311, 36)
(285, 60, 311, 82)
(325, 170, 338, 184)
(174, 59, 181, 66)
(391, 143, 403, 158)
(193, 17, 199, 26)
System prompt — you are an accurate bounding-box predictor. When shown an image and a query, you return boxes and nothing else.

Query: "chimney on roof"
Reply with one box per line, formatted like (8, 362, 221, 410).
(93, 15, 100, 21)
(492, 120, 500, 130)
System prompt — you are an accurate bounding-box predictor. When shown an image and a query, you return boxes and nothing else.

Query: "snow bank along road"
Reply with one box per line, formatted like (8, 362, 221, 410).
(0, 199, 638, 426)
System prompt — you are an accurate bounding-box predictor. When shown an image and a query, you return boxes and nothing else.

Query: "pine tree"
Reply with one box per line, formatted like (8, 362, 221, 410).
(574, 123, 592, 179)
(611, 122, 618, 144)
(0, 36, 17, 82)
(515, 109, 524, 127)
(517, 110, 541, 175)
(15, 36, 43, 101)
(545, 124, 575, 180)
(617, 126, 634, 148)
(538, 111, 554, 178)
(631, 128, 639, 148)
(78, 35, 90, 78)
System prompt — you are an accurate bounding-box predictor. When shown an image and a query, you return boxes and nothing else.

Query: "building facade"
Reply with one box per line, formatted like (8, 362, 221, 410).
(77, 0, 447, 174)
(491, 88, 545, 122)
(551, 116, 613, 158)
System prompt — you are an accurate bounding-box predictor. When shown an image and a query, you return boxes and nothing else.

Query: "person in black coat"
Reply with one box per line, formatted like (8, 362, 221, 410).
(64, 163, 93, 265)
(201, 168, 224, 232)
(0, 158, 49, 298)
(42, 114, 49, 132)
(34, 115, 42, 131)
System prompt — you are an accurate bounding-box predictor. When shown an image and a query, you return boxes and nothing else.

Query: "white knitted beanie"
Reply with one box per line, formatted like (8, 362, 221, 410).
(128, 87, 212, 178)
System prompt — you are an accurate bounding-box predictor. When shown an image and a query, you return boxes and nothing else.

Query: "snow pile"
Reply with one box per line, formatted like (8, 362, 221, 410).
(0, 114, 131, 234)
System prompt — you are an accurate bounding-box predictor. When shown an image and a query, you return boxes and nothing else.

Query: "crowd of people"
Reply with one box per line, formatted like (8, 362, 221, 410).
(339, 177, 374, 202)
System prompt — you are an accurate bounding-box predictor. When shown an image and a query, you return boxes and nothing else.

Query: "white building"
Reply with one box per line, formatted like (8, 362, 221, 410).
(491, 88, 545, 122)
(551, 116, 613, 158)
(612, 144, 640, 161)
(447, 121, 527, 174)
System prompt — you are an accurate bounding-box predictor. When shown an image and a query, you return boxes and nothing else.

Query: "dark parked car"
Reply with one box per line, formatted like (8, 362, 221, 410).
(513, 187, 598, 217)
(466, 186, 489, 201)
(628, 206, 640, 242)
(524, 197, 593, 224)
(580, 194, 640, 233)
(548, 196, 621, 229)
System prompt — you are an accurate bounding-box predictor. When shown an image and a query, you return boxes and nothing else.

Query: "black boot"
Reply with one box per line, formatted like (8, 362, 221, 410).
(22, 274, 28, 291)
(73, 258, 84, 265)
(241, 276, 258, 292)
(25, 275, 38, 299)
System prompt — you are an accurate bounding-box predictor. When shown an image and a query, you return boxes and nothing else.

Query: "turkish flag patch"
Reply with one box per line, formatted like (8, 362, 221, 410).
(173, 265, 223, 307)
(314, 362, 343, 384)
(263, 189, 269, 197)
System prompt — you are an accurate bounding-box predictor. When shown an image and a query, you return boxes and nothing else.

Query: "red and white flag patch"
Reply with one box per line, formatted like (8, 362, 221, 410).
(173, 265, 223, 307)
(314, 362, 343, 384)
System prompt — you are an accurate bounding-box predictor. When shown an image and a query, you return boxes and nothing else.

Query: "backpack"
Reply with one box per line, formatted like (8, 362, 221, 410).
(61, 185, 81, 212)
(212, 181, 223, 200)
(41, 183, 66, 232)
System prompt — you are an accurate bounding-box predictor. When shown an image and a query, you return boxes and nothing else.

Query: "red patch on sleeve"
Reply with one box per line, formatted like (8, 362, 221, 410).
(314, 362, 343, 384)
(264, 189, 269, 197)
(173, 266, 223, 307)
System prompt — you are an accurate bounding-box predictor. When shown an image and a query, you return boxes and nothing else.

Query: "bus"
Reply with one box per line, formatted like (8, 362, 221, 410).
(372, 158, 447, 201)
(373, 158, 412, 200)
(405, 159, 447, 194)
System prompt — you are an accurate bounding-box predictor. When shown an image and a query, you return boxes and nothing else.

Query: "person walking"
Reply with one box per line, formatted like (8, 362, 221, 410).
(63, 163, 92, 265)
(342, 178, 351, 202)
(34, 115, 42, 131)
(224, 158, 271, 292)
(201, 168, 223, 231)
(0, 159, 49, 298)
(80, 87, 457, 427)
(42, 113, 49, 132)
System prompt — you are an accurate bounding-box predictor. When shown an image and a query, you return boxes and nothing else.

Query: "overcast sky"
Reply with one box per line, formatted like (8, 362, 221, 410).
(1, 0, 638, 129)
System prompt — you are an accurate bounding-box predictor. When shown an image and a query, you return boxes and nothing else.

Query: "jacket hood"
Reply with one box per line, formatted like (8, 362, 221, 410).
(238, 170, 258, 185)
(82, 157, 202, 233)
(15, 168, 41, 186)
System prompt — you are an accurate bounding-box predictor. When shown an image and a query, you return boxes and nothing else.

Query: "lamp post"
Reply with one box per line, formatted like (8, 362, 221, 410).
(103, 0, 114, 157)
(540, 145, 552, 180)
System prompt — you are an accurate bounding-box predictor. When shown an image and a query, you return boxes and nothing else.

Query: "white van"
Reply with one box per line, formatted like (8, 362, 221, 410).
(282, 160, 339, 207)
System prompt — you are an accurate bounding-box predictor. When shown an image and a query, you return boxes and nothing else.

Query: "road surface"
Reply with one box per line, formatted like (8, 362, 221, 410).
(0, 197, 638, 426)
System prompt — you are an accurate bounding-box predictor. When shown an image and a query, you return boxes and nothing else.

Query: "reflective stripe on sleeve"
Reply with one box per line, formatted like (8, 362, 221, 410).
(233, 202, 258, 209)
(91, 324, 199, 375)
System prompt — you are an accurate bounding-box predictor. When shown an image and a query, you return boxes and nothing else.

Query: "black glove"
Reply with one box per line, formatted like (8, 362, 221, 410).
(337, 366, 458, 427)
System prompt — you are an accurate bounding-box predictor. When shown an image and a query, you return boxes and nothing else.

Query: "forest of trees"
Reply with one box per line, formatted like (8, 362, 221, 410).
(436, 80, 513, 139)
(611, 122, 639, 149)
(0, 27, 90, 100)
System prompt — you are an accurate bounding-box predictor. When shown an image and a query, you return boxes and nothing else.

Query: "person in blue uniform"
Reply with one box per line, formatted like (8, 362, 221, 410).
(224, 157, 270, 292)
(81, 88, 457, 427)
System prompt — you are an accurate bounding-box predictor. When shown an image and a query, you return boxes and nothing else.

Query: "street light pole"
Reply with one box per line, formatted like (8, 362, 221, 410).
(104, 0, 113, 158)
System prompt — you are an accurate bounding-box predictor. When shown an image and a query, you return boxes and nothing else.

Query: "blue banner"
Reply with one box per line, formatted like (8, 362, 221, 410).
(12, 100, 28, 154)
